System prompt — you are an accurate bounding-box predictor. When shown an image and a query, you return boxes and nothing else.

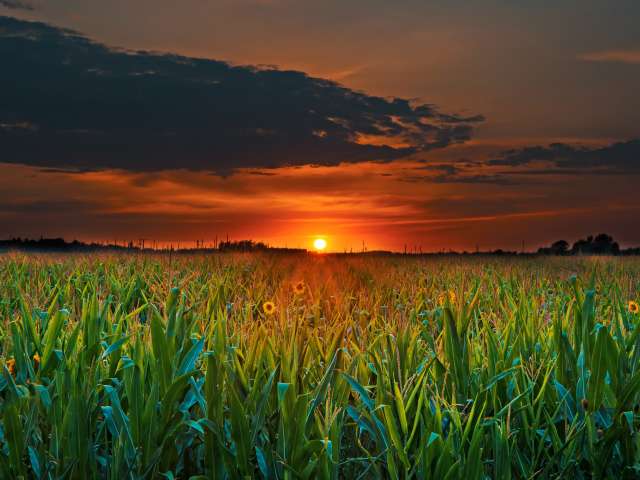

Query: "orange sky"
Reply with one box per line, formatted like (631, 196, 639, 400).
(3, 146, 640, 251)
(1, 2, 640, 250)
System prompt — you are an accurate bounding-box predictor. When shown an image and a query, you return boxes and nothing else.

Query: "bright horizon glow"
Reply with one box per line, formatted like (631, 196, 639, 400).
(313, 238, 327, 251)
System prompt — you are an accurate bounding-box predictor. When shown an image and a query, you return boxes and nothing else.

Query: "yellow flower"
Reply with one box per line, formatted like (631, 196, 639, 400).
(33, 353, 40, 370)
(293, 281, 305, 295)
(629, 301, 639, 314)
(6, 358, 16, 376)
(262, 301, 276, 316)
(438, 290, 457, 306)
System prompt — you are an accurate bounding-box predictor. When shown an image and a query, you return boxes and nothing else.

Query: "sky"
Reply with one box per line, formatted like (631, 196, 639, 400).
(1, 0, 639, 251)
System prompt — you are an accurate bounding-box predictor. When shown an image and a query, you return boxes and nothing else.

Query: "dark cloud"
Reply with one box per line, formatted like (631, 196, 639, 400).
(488, 139, 640, 173)
(243, 170, 278, 176)
(400, 164, 517, 185)
(413, 164, 459, 175)
(0, 0, 33, 10)
(408, 139, 640, 185)
(421, 196, 533, 219)
(432, 174, 516, 185)
(0, 199, 100, 216)
(0, 16, 482, 175)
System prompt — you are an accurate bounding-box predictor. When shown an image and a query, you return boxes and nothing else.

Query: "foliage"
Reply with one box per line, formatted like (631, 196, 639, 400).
(1, 252, 640, 478)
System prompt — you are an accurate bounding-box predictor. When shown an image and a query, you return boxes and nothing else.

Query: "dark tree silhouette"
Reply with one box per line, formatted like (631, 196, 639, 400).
(538, 239, 569, 255)
(551, 240, 569, 255)
(571, 234, 619, 255)
(539, 234, 621, 255)
(217, 240, 268, 252)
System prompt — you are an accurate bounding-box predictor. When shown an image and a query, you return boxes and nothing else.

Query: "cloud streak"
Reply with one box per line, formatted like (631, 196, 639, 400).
(0, 0, 33, 10)
(578, 50, 640, 64)
(487, 139, 640, 174)
(0, 16, 482, 175)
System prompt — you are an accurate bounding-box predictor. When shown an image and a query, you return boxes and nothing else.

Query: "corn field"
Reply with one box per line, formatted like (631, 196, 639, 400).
(1, 252, 640, 479)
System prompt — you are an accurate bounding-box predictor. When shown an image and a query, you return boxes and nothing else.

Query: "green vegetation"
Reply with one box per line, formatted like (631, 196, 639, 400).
(1, 252, 640, 478)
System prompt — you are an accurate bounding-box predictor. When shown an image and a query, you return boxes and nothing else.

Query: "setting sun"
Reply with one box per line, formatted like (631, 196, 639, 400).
(313, 238, 327, 251)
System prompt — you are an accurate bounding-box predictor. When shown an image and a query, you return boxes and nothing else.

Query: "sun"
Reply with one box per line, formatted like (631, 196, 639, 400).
(313, 238, 327, 251)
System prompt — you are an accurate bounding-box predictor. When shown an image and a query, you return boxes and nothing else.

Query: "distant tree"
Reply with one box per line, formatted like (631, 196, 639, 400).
(538, 239, 569, 255)
(539, 235, 621, 255)
(593, 233, 620, 254)
(550, 240, 569, 255)
(571, 233, 619, 255)
(571, 235, 593, 254)
(218, 240, 268, 252)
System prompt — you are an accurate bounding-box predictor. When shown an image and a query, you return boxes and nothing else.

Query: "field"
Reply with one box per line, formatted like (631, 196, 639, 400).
(1, 252, 640, 479)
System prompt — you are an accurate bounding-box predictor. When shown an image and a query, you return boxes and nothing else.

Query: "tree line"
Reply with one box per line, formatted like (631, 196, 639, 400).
(537, 233, 632, 255)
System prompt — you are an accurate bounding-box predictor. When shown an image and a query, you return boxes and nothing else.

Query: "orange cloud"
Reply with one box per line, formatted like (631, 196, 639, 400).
(3, 152, 640, 252)
(578, 50, 640, 64)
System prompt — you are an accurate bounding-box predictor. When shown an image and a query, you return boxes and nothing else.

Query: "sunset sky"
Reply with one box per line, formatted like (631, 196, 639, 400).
(1, 1, 640, 251)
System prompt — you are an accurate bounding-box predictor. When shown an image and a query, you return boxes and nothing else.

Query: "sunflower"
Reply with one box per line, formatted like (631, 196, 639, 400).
(262, 301, 276, 316)
(33, 353, 41, 369)
(5, 358, 16, 376)
(293, 281, 305, 295)
(437, 290, 457, 306)
(629, 301, 639, 314)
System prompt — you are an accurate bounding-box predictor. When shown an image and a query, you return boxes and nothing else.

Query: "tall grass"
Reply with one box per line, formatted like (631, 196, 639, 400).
(1, 252, 639, 478)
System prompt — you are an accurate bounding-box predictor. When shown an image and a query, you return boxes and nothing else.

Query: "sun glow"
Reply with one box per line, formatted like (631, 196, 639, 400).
(313, 238, 327, 251)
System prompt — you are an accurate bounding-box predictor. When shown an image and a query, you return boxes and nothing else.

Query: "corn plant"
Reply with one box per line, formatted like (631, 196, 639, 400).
(0, 253, 639, 478)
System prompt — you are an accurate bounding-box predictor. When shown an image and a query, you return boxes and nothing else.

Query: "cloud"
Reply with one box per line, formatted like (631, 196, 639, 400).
(0, 16, 483, 175)
(578, 50, 640, 64)
(0, 0, 33, 10)
(488, 139, 640, 174)
(400, 163, 518, 185)
(396, 138, 640, 185)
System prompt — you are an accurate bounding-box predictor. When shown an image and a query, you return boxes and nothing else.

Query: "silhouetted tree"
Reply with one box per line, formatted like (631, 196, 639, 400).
(538, 234, 621, 255)
(551, 240, 569, 255)
(593, 233, 620, 254)
(218, 240, 268, 252)
(571, 233, 619, 255)
(538, 239, 569, 255)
